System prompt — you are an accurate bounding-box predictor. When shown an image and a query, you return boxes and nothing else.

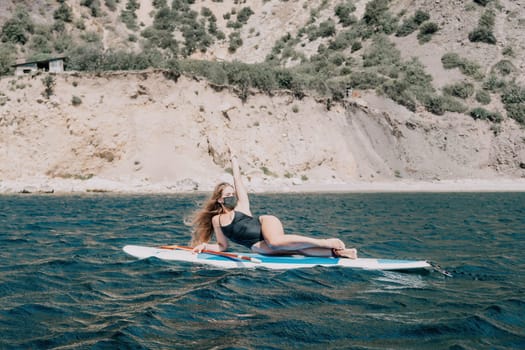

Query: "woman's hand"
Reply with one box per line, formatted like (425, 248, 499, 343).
(192, 242, 208, 254)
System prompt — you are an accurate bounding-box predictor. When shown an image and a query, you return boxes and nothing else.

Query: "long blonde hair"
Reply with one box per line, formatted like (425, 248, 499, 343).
(190, 182, 232, 247)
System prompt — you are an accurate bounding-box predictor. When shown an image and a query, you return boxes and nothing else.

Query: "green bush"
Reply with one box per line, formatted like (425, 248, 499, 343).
(0, 44, 16, 76)
(417, 22, 438, 43)
(396, 9, 430, 37)
(54, 3, 73, 22)
(105, 0, 118, 11)
(396, 18, 419, 37)
(228, 32, 243, 53)
(423, 95, 446, 115)
(329, 28, 360, 50)
(469, 9, 496, 44)
(141, 27, 179, 54)
(381, 80, 416, 111)
(414, 10, 431, 24)
(479, 8, 495, 28)
(468, 27, 496, 44)
(153, 0, 167, 9)
(475, 89, 491, 104)
(121, 0, 140, 30)
(470, 107, 502, 122)
(483, 75, 507, 92)
(72, 96, 82, 106)
(236, 7, 254, 24)
(318, 19, 336, 37)
(423, 94, 467, 115)
(501, 84, 525, 125)
(363, 35, 401, 68)
(362, 0, 398, 35)
(441, 53, 483, 79)
(351, 41, 362, 52)
(441, 52, 462, 69)
(348, 71, 386, 89)
(41, 75, 56, 99)
(29, 34, 52, 54)
(442, 95, 468, 113)
(80, 0, 101, 17)
(443, 81, 475, 99)
(1, 6, 34, 44)
(335, 1, 357, 27)
(492, 60, 515, 76)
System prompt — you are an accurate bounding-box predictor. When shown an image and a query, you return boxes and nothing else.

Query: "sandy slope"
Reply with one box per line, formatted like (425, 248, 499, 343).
(0, 70, 524, 194)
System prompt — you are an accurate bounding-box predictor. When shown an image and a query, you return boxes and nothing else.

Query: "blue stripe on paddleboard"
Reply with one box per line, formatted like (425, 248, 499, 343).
(377, 259, 420, 264)
(198, 253, 339, 265)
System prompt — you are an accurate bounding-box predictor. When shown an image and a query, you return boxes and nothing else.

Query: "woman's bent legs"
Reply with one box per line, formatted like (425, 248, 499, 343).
(257, 215, 357, 258)
(252, 241, 358, 259)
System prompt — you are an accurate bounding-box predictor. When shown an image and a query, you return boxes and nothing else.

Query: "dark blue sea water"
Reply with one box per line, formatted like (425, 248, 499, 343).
(1, 193, 524, 349)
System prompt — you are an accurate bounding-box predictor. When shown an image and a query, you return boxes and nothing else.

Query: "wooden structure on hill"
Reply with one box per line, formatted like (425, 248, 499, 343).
(12, 56, 66, 76)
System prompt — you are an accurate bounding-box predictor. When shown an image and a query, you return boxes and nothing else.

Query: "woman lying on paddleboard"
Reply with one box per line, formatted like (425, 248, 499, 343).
(191, 151, 357, 259)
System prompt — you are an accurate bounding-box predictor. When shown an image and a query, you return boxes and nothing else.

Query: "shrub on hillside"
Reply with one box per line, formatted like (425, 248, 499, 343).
(54, 3, 73, 22)
(469, 9, 496, 44)
(1, 6, 34, 44)
(236, 7, 254, 24)
(492, 60, 515, 76)
(120, 0, 140, 30)
(482, 75, 507, 92)
(318, 19, 337, 38)
(441, 53, 483, 79)
(348, 71, 385, 89)
(443, 81, 475, 99)
(470, 107, 502, 122)
(141, 27, 179, 54)
(381, 80, 417, 111)
(228, 32, 243, 53)
(396, 9, 430, 37)
(41, 75, 56, 99)
(335, 1, 357, 27)
(475, 89, 491, 104)
(468, 27, 496, 44)
(29, 34, 52, 54)
(422, 94, 467, 115)
(501, 84, 525, 125)
(362, 0, 398, 35)
(363, 35, 401, 68)
(71, 96, 82, 106)
(414, 10, 431, 24)
(0, 44, 16, 76)
(80, 0, 102, 17)
(351, 41, 362, 52)
(417, 22, 438, 43)
(105, 0, 118, 11)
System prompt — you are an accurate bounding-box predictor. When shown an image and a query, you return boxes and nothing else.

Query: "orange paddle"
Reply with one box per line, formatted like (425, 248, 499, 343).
(160, 245, 262, 263)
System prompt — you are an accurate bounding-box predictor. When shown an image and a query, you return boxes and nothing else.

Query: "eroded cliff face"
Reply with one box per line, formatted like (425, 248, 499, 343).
(0, 71, 524, 192)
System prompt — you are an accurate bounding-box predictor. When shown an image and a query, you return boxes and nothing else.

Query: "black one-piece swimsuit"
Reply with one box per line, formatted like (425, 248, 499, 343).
(220, 211, 264, 248)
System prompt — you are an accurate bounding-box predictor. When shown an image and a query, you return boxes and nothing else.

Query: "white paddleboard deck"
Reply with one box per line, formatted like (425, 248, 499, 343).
(123, 245, 431, 271)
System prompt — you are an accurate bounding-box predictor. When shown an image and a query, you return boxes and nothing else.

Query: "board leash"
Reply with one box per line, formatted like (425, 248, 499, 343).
(429, 261, 453, 277)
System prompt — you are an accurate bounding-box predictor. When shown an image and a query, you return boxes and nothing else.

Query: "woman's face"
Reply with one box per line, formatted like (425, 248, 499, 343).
(219, 186, 237, 210)
(220, 186, 235, 202)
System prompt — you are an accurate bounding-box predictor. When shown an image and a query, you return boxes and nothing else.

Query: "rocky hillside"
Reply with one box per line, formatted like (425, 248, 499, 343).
(0, 0, 524, 192)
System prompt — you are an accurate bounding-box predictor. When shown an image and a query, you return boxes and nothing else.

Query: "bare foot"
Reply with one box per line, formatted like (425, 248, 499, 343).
(323, 238, 345, 250)
(333, 248, 358, 259)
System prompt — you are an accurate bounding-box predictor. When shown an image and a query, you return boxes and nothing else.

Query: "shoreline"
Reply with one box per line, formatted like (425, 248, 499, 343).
(2, 177, 525, 195)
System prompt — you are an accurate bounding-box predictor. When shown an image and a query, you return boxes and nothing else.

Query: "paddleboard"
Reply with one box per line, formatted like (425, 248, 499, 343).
(123, 245, 431, 271)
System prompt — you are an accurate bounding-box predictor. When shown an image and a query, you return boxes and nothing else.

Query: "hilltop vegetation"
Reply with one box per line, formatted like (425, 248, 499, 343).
(0, 0, 524, 124)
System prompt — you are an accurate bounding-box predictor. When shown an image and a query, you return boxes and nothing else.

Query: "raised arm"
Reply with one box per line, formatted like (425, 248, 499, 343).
(229, 150, 251, 215)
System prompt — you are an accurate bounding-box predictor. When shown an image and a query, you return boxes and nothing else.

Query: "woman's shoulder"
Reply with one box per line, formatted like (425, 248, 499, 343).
(211, 214, 220, 225)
